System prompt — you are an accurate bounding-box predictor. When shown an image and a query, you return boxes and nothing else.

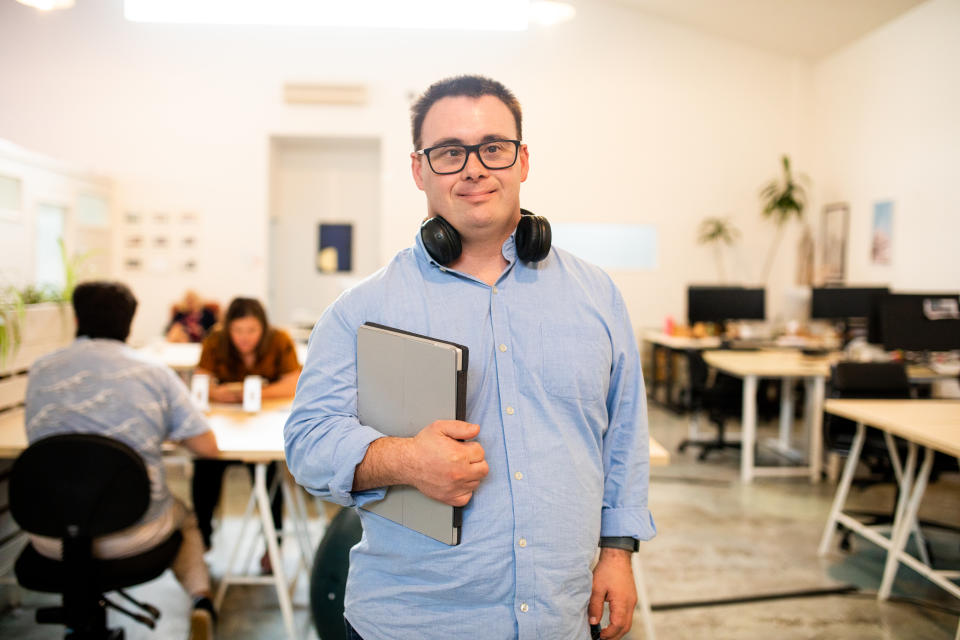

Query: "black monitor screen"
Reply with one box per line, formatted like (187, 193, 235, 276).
(687, 286, 765, 324)
(880, 293, 960, 352)
(811, 287, 889, 319)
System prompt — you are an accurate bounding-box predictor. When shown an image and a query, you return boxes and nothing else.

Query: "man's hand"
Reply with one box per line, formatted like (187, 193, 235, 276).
(353, 420, 489, 507)
(588, 547, 637, 640)
(403, 420, 489, 506)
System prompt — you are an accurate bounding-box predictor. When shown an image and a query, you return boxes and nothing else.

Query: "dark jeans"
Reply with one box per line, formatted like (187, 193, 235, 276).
(344, 617, 364, 640)
(191, 459, 283, 548)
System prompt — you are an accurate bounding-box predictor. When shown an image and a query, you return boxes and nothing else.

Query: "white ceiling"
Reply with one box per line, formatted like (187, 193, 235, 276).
(605, 0, 927, 59)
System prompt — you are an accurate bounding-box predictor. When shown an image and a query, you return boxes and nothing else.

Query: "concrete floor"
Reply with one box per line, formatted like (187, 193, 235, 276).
(2, 403, 958, 639)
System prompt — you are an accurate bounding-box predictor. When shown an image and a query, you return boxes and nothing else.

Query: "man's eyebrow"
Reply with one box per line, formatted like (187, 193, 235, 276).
(425, 134, 515, 148)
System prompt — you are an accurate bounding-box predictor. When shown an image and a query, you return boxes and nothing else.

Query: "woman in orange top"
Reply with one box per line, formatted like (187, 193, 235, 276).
(191, 298, 301, 556)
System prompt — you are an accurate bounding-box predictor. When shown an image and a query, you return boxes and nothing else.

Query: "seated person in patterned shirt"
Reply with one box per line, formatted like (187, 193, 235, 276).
(191, 297, 301, 557)
(25, 281, 220, 640)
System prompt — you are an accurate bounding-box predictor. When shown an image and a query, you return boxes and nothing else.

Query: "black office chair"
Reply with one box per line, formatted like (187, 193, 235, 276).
(678, 351, 743, 460)
(10, 433, 182, 640)
(310, 507, 363, 640)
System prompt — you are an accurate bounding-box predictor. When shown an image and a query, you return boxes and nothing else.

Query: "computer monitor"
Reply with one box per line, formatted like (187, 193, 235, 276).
(880, 293, 960, 352)
(811, 286, 889, 344)
(811, 287, 889, 319)
(687, 286, 765, 324)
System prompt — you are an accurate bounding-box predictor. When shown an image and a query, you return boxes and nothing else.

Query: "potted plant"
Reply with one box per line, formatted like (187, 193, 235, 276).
(759, 155, 808, 284)
(697, 216, 739, 283)
(0, 239, 92, 370)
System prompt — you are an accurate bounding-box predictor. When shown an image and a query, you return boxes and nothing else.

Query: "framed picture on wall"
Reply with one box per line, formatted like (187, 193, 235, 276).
(820, 202, 848, 285)
(317, 223, 353, 273)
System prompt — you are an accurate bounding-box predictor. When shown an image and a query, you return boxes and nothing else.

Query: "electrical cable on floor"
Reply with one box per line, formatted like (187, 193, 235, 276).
(651, 585, 860, 611)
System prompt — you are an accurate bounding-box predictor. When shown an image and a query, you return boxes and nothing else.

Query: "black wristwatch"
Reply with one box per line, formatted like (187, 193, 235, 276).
(598, 536, 639, 552)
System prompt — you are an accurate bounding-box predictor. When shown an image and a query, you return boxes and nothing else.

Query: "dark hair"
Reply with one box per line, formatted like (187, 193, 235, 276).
(73, 281, 138, 342)
(410, 75, 522, 150)
(219, 297, 273, 365)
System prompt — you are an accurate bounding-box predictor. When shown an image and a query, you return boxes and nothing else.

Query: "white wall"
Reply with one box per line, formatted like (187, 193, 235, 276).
(811, 0, 960, 293)
(0, 0, 815, 341)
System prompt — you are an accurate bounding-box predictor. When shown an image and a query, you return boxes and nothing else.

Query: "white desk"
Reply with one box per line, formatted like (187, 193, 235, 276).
(818, 399, 960, 639)
(203, 401, 310, 640)
(702, 349, 831, 483)
(642, 330, 722, 413)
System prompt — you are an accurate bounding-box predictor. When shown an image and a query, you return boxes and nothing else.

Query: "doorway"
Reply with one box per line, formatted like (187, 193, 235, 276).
(268, 136, 381, 337)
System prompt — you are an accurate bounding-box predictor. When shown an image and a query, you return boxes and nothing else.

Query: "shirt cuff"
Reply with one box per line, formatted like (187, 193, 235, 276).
(327, 425, 389, 507)
(600, 506, 657, 541)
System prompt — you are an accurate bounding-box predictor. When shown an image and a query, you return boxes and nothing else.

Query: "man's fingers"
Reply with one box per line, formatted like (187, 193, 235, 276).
(600, 595, 634, 640)
(587, 588, 605, 626)
(465, 441, 486, 463)
(438, 420, 480, 440)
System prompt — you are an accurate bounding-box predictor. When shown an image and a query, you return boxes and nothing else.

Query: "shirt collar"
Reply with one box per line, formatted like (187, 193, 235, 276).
(413, 227, 519, 272)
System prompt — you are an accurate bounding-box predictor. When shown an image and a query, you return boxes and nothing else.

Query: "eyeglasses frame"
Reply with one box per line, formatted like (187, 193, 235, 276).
(415, 139, 522, 175)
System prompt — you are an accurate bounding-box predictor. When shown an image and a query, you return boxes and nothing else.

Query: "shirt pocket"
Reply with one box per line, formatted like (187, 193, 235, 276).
(539, 321, 610, 401)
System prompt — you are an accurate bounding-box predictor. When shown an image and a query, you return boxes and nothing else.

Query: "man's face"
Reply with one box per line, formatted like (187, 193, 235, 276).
(412, 95, 529, 243)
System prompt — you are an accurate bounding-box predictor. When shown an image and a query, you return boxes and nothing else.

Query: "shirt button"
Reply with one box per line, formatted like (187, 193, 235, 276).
(439, 266, 447, 272)
(506, 406, 515, 415)
(498, 343, 507, 352)
(514, 471, 523, 480)
(520, 603, 529, 613)
(492, 286, 499, 294)
(518, 537, 527, 548)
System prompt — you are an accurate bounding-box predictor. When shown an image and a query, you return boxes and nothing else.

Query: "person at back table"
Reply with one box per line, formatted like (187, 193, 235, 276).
(25, 281, 219, 640)
(166, 290, 217, 343)
(284, 75, 655, 640)
(192, 297, 301, 558)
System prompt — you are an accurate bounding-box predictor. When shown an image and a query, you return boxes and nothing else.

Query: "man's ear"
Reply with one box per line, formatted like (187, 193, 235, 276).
(411, 153, 426, 191)
(519, 144, 530, 183)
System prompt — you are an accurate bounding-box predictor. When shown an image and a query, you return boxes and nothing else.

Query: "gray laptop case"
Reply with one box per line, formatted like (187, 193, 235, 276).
(356, 322, 468, 545)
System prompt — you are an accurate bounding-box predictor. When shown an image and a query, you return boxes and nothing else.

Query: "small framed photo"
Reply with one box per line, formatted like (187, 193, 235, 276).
(820, 203, 848, 285)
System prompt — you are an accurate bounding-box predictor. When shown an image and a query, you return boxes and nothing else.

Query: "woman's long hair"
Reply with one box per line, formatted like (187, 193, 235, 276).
(218, 297, 274, 369)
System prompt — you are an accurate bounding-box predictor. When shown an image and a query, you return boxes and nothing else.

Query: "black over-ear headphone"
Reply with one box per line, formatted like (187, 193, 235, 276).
(420, 209, 552, 266)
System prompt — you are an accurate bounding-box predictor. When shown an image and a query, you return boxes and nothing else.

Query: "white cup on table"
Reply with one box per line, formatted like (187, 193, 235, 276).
(243, 375, 262, 413)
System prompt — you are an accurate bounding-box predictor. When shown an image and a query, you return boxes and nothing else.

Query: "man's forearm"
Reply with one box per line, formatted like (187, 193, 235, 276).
(352, 436, 414, 492)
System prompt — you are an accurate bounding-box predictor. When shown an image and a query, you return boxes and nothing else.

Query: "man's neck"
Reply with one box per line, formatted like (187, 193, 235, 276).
(449, 218, 518, 286)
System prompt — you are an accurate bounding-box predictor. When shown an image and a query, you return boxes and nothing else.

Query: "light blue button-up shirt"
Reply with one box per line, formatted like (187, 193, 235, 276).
(285, 231, 655, 640)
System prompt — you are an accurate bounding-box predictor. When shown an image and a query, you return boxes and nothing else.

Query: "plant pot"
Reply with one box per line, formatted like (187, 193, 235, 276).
(1, 302, 75, 376)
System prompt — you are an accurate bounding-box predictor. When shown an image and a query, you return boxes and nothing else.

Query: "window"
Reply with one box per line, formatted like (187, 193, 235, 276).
(35, 203, 66, 288)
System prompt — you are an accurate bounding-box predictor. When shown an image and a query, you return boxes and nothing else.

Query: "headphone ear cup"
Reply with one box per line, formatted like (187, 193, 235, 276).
(420, 216, 462, 265)
(515, 215, 552, 262)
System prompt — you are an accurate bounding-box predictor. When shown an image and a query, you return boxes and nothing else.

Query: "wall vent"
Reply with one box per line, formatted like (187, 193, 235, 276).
(284, 83, 367, 106)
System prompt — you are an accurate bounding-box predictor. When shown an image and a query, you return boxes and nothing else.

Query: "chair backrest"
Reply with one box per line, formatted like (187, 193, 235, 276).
(824, 361, 910, 455)
(828, 361, 910, 399)
(10, 434, 150, 539)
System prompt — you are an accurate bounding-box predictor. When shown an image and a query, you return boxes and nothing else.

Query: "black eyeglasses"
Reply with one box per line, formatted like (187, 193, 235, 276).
(416, 139, 521, 175)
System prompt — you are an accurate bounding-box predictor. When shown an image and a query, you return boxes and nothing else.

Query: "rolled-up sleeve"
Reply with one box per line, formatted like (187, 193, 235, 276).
(283, 294, 387, 507)
(599, 293, 657, 541)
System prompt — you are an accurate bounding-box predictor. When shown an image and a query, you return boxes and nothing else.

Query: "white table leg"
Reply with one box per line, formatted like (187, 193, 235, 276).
(632, 553, 655, 640)
(878, 443, 920, 600)
(255, 463, 297, 638)
(741, 375, 757, 484)
(805, 376, 825, 483)
(818, 423, 866, 556)
(778, 377, 794, 448)
(214, 484, 260, 610)
(883, 432, 931, 567)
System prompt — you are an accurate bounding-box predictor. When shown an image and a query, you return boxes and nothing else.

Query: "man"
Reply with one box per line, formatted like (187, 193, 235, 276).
(285, 75, 655, 640)
(25, 281, 219, 640)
